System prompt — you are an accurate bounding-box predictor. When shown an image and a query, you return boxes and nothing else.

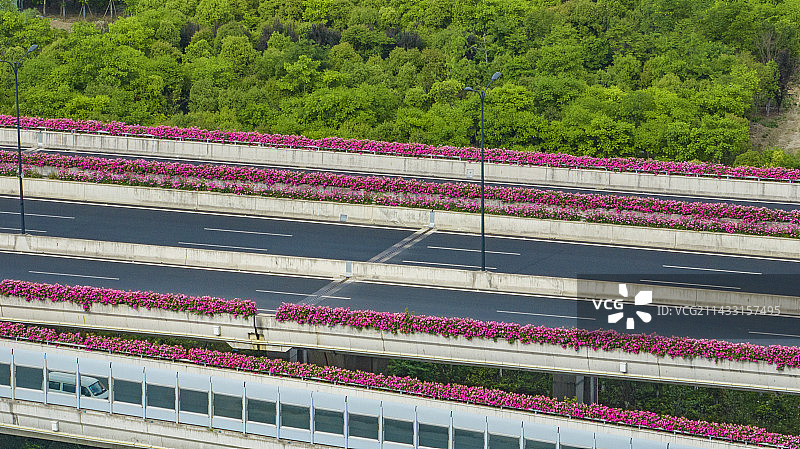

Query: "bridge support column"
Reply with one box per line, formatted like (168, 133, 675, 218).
(288, 348, 308, 364)
(553, 374, 598, 404)
(306, 350, 388, 373)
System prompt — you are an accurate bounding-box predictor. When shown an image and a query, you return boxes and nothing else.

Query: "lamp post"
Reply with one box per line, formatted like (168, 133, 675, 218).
(464, 71, 501, 271)
(1, 44, 38, 235)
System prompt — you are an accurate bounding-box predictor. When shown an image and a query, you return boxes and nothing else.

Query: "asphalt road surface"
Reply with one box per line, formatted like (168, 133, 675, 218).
(0, 196, 798, 296)
(0, 197, 800, 296)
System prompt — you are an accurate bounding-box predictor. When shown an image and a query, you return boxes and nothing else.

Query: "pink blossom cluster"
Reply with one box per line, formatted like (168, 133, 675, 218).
(275, 303, 800, 371)
(0, 279, 258, 317)
(1, 320, 798, 447)
(2, 114, 800, 182)
(3, 151, 800, 238)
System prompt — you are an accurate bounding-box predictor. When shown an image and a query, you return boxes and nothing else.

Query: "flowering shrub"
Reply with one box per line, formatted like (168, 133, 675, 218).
(3, 150, 800, 238)
(275, 303, 800, 371)
(0, 321, 797, 447)
(3, 114, 800, 182)
(0, 279, 257, 317)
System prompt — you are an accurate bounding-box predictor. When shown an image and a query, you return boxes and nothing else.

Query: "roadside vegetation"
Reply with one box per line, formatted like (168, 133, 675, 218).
(388, 359, 800, 436)
(1, 0, 800, 166)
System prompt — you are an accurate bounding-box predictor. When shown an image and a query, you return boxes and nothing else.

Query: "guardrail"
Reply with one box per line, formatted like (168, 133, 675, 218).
(4, 127, 800, 203)
(2, 296, 797, 395)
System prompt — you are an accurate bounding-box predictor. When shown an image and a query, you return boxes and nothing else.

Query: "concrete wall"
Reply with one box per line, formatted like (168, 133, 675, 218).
(0, 295, 255, 343)
(1, 339, 758, 449)
(2, 177, 800, 259)
(5, 127, 800, 202)
(1, 234, 797, 314)
(1, 297, 796, 394)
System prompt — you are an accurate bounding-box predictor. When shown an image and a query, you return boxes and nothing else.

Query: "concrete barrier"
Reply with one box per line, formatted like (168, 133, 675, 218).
(2, 177, 800, 259)
(1, 233, 798, 315)
(5, 127, 800, 203)
(0, 339, 764, 449)
(0, 295, 255, 343)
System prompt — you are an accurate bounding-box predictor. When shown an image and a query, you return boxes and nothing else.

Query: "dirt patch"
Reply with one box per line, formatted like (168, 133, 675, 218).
(750, 86, 800, 153)
(48, 18, 74, 31)
(47, 14, 116, 32)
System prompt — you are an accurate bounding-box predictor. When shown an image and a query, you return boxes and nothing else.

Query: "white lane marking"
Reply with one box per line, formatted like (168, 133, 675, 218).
(402, 260, 497, 270)
(256, 290, 308, 296)
(0, 227, 47, 233)
(28, 270, 118, 280)
(749, 331, 800, 338)
(256, 289, 349, 300)
(662, 264, 762, 275)
(178, 241, 268, 252)
(496, 310, 596, 320)
(0, 211, 74, 219)
(258, 308, 277, 313)
(205, 227, 292, 237)
(638, 279, 741, 290)
(427, 245, 520, 256)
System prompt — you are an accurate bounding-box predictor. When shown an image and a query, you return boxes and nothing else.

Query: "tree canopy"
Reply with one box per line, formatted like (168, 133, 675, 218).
(2, 0, 800, 165)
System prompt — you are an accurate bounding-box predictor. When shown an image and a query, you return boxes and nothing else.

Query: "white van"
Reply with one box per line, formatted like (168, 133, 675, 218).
(48, 372, 109, 399)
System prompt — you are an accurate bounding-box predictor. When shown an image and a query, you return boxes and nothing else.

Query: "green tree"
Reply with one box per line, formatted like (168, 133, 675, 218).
(282, 54, 320, 92)
(195, 0, 235, 28)
(108, 17, 155, 53)
(219, 35, 257, 74)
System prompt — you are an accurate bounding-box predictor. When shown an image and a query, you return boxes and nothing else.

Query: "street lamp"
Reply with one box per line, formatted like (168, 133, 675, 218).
(1, 44, 37, 235)
(464, 71, 501, 271)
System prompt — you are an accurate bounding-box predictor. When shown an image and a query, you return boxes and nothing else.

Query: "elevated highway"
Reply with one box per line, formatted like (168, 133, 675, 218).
(3, 178, 800, 273)
(4, 126, 800, 206)
(1, 232, 798, 317)
(0, 339, 759, 449)
(2, 250, 799, 345)
(1, 295, 797, 394)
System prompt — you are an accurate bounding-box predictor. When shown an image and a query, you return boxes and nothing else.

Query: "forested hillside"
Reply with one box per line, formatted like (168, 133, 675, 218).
(1, 0, 799, 164)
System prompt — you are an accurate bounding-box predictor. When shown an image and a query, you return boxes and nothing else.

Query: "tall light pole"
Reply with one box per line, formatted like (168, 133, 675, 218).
(1, 44, 37, 235)
(464, 71, 501, 271)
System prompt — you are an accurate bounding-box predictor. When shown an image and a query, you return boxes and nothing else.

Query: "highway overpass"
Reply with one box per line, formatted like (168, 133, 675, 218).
(2, 249, 799, 346)
(0, 127, 797, 443)
(0, 339, 755, 449)
(2, 175, 799, 261)
(4, 126, 800, 206)
(1, 294, 797, 394)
